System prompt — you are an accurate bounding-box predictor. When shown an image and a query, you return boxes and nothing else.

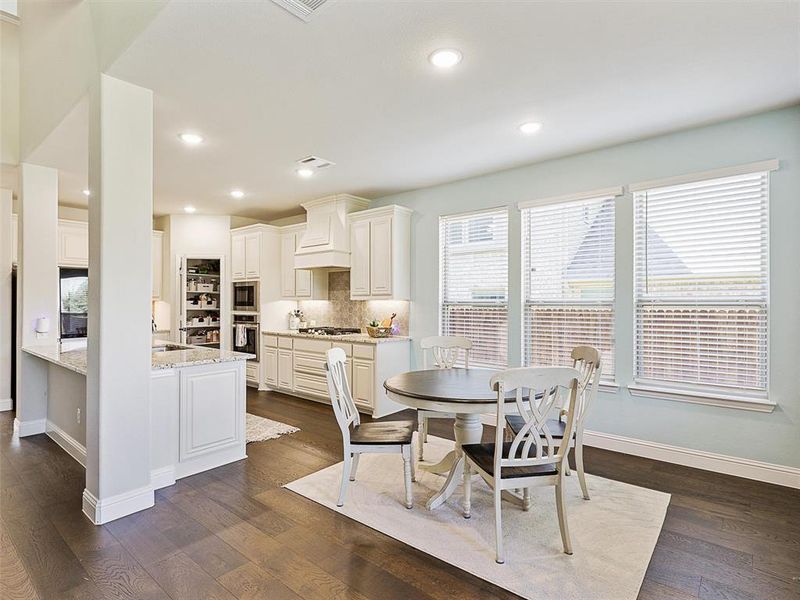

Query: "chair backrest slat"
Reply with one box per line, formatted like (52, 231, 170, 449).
(570, 346, 602, 426)
(325, 348, 360, 442)
(421, 336, 471, 369)
(490, 367, 580, 472)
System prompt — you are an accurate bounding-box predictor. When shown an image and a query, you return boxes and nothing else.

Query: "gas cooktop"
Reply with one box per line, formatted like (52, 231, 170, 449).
(298, 327, 362, 336)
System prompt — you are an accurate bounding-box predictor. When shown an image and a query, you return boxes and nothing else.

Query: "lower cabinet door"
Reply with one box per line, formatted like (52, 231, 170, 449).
(278, 349, 293, 390)
(179, 365, 243, 461)
(264, 347, 278, 386)
(351, 359, 374, 410)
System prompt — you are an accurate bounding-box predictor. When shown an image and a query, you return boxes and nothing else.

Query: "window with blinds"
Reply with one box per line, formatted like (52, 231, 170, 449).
(439, 208, 508, 369)
(522, 195, 616, 378)
(633, 171, 769, 394)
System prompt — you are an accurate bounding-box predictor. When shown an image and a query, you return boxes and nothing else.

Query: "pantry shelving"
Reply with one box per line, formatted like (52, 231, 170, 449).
(180, 257, 225, 349)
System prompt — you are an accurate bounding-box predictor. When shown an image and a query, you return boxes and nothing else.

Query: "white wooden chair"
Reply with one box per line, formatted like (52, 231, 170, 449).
(417, 336, 472, 460)
(325, 348, 415, 509)
(506, 346, 601, 500)
(462, 366, 580, 563)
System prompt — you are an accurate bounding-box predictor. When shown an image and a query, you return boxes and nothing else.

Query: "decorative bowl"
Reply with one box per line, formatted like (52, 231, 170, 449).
(366, 326, 392, 338)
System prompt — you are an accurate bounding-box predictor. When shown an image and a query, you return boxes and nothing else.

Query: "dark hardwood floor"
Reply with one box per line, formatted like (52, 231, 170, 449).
(1, 389, 798, 600)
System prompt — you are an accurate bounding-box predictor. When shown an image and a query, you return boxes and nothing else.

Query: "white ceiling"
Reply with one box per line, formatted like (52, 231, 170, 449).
(30, 1, 800, 219)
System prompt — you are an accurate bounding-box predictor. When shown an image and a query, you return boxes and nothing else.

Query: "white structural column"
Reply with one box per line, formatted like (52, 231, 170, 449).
(0, 188, 13, 411)
(84, 74, 154, 524)
(15, 164, 59, 435)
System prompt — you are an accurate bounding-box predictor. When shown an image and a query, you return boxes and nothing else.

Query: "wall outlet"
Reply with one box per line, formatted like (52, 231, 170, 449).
(76, 408, 81, 424)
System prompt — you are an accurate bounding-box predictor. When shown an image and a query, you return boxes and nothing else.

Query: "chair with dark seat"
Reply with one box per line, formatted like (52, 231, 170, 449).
(462, 366, 580, 563)
(506, 346, 601, 500)
(325, 347, 415, 509)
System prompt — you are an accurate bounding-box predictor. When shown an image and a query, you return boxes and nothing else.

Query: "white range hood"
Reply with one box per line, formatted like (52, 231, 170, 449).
(294, 194, 371, 269)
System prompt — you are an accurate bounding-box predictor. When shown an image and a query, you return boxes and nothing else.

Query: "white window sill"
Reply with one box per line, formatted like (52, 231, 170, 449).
(627, 383, 775, 413)
(598, 381, 620, 393)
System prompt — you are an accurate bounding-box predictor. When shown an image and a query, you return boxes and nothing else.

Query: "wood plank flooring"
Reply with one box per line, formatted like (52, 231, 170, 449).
(1, 389, 798, 600)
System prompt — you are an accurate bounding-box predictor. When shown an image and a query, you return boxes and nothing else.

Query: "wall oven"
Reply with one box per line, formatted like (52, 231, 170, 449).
(233, 314, 259, 361)
(233, 281, 258, 312)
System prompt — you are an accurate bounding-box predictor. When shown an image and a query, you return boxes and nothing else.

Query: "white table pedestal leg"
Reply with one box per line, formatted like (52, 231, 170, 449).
(419, 450, 458, 475)
(425, 413, 482, 510)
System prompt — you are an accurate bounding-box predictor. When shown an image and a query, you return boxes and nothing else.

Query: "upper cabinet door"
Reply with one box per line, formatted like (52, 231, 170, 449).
(280, 233, 296, 297)
(350, 220, 370, 297)
(151, 231, 163, 299)
(369, 216, 393, 296)
(295, 268, 312, 298)
(58, 220, 89, 267)
(244, 233, 260, 278)
(231, 234, 246, 280)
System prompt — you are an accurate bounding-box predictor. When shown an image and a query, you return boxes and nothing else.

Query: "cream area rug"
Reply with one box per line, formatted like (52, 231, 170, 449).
(245, 413, 299, 443)
(285, 435, 670, 600)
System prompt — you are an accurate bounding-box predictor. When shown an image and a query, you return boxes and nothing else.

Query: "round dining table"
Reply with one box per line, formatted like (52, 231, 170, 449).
(384, 368, 520, 510)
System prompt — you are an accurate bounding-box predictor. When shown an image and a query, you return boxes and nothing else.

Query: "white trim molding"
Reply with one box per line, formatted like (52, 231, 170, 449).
(517, 185, 624, 210)
(45, 421, 87, 467)
(628, 383, 776, 413)
(13, 417, 46, 437)
(629, 159, 779, 192)
(583, 430, 800, 489)
(150, 466, 176, 490)
(82, 484, 155, 525)
(0, 398, 12, 412)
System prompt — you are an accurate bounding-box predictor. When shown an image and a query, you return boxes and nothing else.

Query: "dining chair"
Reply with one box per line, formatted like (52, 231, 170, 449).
(506, 346, 601, 500)
(417, 335, 472, 460)
(462, 366, 580, 563)
(325, 348, 416, 509)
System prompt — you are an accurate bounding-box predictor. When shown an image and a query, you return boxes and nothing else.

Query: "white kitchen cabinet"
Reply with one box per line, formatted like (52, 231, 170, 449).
(351, 358, 375, 410)
(263, 347, 278, 386)
(349, 219, 370, 297)
(58, 220, 89, 267)
(280, 225, 328, 300)
(231, 234, 246, 280)
(11, 214, 17, 265)
(348, 205, 411, 300)
(152, 231, 164, 299)
(231, 230, 261, 281)
(244, 232, 260, 279)
(278, 348, 293, 390)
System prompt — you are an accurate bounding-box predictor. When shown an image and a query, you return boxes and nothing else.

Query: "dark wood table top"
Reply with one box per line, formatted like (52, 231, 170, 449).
(384, 368, 519, 404)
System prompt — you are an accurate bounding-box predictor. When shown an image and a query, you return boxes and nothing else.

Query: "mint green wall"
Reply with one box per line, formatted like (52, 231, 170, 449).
(373, 106, 800, 468)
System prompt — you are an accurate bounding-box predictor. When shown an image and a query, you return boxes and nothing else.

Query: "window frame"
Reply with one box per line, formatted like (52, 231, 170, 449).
(438, 206, 509, 370)
(630, 163, 775, 410)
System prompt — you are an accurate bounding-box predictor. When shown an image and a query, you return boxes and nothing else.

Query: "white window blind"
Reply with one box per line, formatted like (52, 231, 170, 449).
(633, 171, 769, 394)
(522, 195, 616, 378)
(439, 208, 508, 369)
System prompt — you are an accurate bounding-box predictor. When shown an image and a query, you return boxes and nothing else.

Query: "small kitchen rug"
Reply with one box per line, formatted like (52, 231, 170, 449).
(246, 413, 299, 443)
(285, 435, 669, 600)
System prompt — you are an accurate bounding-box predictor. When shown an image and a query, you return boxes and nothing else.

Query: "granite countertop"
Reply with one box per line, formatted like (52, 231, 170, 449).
(263, 330, 411, 344)
(22, 341, 254, 375)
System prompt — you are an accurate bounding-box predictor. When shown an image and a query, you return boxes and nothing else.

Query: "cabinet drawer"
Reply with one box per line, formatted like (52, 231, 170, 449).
(278, 336, 293, 349)
(264, 335, 278, 348)
(332, 342, 352, 357)
(353, 344, 374, 360)
(293, 338, 332, 354)
(293, 373, 330, 398)
(246, 362, 259, 381)
(293, 352, 327, 376)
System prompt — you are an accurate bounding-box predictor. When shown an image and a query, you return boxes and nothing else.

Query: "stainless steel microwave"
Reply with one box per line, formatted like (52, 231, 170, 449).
(233, 281, 258, 312)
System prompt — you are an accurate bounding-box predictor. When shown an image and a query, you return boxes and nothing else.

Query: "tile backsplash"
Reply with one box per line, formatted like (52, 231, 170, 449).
(298, 271, 410, 335)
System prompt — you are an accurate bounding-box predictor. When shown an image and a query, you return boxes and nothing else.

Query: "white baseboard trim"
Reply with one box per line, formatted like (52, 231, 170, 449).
(82, 484, 155, 525)
(583, 430, 800, 490)
(0, 398, 12, 411)
(13, 417, 46, 437)
(45, 421, 86, 467)
(150, 466, 176, 490)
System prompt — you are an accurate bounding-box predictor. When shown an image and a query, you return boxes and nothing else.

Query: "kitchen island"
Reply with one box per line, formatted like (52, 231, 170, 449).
(21, 341, 253, 491)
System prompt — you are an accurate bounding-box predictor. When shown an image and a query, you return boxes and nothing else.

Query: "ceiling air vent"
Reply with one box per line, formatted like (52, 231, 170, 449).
(271, 0, 331, 22)
(296, 155, 336, 170)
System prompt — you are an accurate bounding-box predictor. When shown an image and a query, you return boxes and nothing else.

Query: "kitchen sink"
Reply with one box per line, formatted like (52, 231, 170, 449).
(152, 344, 190, 353)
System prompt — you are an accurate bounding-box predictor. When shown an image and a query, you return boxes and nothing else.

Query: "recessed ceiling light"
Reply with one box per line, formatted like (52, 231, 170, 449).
(82, 189, 91, 197)
(178, 133, 204, 146)
(429, 49, 462, 69)
(519, 122, 543, 135)
(230, 189, 244, 199)
(296, 168, 314, 179)
(184, 205, 196, 213)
